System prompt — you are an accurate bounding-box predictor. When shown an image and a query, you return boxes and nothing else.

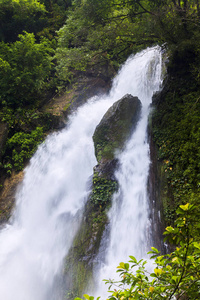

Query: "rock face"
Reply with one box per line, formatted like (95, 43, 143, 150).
(148, 128, 166, 253)
(42, 75, 114, 129)
(0, 171, 24, 224)
(63, 94, 142, 299)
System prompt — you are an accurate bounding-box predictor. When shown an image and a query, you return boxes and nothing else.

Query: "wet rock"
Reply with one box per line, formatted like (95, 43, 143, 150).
(93, 94, 142, 179)
(42, 75, 113, 128)
(0, 171, 24, 225)
(63, 94, 142, 298)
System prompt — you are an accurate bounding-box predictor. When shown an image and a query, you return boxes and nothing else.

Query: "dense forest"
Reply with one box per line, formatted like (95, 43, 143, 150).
(0, 0, 200, 299)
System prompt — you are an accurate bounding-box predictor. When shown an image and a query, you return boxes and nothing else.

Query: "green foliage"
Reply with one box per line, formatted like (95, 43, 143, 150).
(55, 0, 200, 90)
(153, 0, 200, 44)
(75, 203, 200, 300)
(0, 106, 58, 174)
(55, 9, 95, 85)
(0, 106, 57, 133)
(4, 127, 44, 173)
(151, 32, 200, 222)
(0, 32, 54, 107)
(90, 173, 118, 207)
(55, 46, 93, 85)
(37, 0, 72, 41)
(0, 0, 72, 179)
(0, 0, 71, 42)
(0, 0, 47, 42)
(153, 87, 200, 218)
(55, 0, 159, 87)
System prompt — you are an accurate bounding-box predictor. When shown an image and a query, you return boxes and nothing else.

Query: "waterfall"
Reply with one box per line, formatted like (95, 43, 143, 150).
(93, 48, 162, 297)
(0, 47, 162, 300)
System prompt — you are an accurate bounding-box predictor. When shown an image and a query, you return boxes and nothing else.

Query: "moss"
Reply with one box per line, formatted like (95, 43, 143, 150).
(63, 95, 141, 297)
(93, 94, 141, 164)
(63, 169, 118, 297)
(63, 204, 108, 298)
(63, 101, 71, 111)
(63, 158, 117, 297)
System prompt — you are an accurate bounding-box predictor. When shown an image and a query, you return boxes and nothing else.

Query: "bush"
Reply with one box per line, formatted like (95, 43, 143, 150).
(0, 32, 54, 107)
(75, 203, 200, 300)
(4, 127, 44, 173)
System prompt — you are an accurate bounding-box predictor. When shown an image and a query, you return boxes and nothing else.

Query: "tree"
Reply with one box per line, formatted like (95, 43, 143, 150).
(0, 0, 47, 42)
(55, 0, 200, 88)
(55, 0, 200, 66)
(0, 32, 54, 107)
(75, 203, 200, 300)
(55, 0, 159, 86)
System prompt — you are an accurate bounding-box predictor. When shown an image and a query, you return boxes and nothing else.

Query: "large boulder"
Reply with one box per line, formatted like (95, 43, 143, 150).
(93, 94, 142, 180)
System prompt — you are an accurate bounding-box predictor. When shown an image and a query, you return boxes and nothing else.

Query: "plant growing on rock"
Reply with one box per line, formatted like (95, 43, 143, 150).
(90, 173, 118, 207)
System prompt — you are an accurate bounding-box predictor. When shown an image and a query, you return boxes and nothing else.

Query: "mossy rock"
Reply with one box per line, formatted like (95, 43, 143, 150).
(93, 94, 141, 181)
(63, 203, 108, 299)
(93, 94, 141, 164)
(63, 94, 142, 298)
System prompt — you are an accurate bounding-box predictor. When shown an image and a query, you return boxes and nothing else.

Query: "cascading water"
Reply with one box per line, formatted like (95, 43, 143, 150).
(93, 48, 163, 297)
(0, 46, 162, 300)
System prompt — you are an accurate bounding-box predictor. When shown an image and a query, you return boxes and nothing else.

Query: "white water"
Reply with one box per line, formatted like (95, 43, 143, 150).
(93, 48, 162, 297)
(0, 47, 162, 300)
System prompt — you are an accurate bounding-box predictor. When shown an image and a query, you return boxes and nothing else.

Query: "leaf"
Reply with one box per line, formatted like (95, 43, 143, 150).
(149, 254, 160, 259)
(171, 276, 179, 284)
(172, 256, 180, 263)
(161, 287, 166, 292)
(176, 208, 185, 215)
(117, 262, 125, 269)
(129, 256, 137, 263)
(193, 242, 200, 250)
(138, 291, 144, 295)
(164, 226, 174, 234)
(83, 294, 90, 300)
(179, 203, 190, 211)
(124, 263, 129, 270)
(151, 247, 160, 253)
(149, 286, 154, 293)
(154, 268, 163, 276)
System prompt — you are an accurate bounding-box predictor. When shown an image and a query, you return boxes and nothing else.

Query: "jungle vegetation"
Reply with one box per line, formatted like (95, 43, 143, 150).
(0, 0, 200, 298)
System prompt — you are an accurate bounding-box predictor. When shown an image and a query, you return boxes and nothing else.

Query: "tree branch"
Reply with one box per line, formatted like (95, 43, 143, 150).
(169, 226, 190, 300)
